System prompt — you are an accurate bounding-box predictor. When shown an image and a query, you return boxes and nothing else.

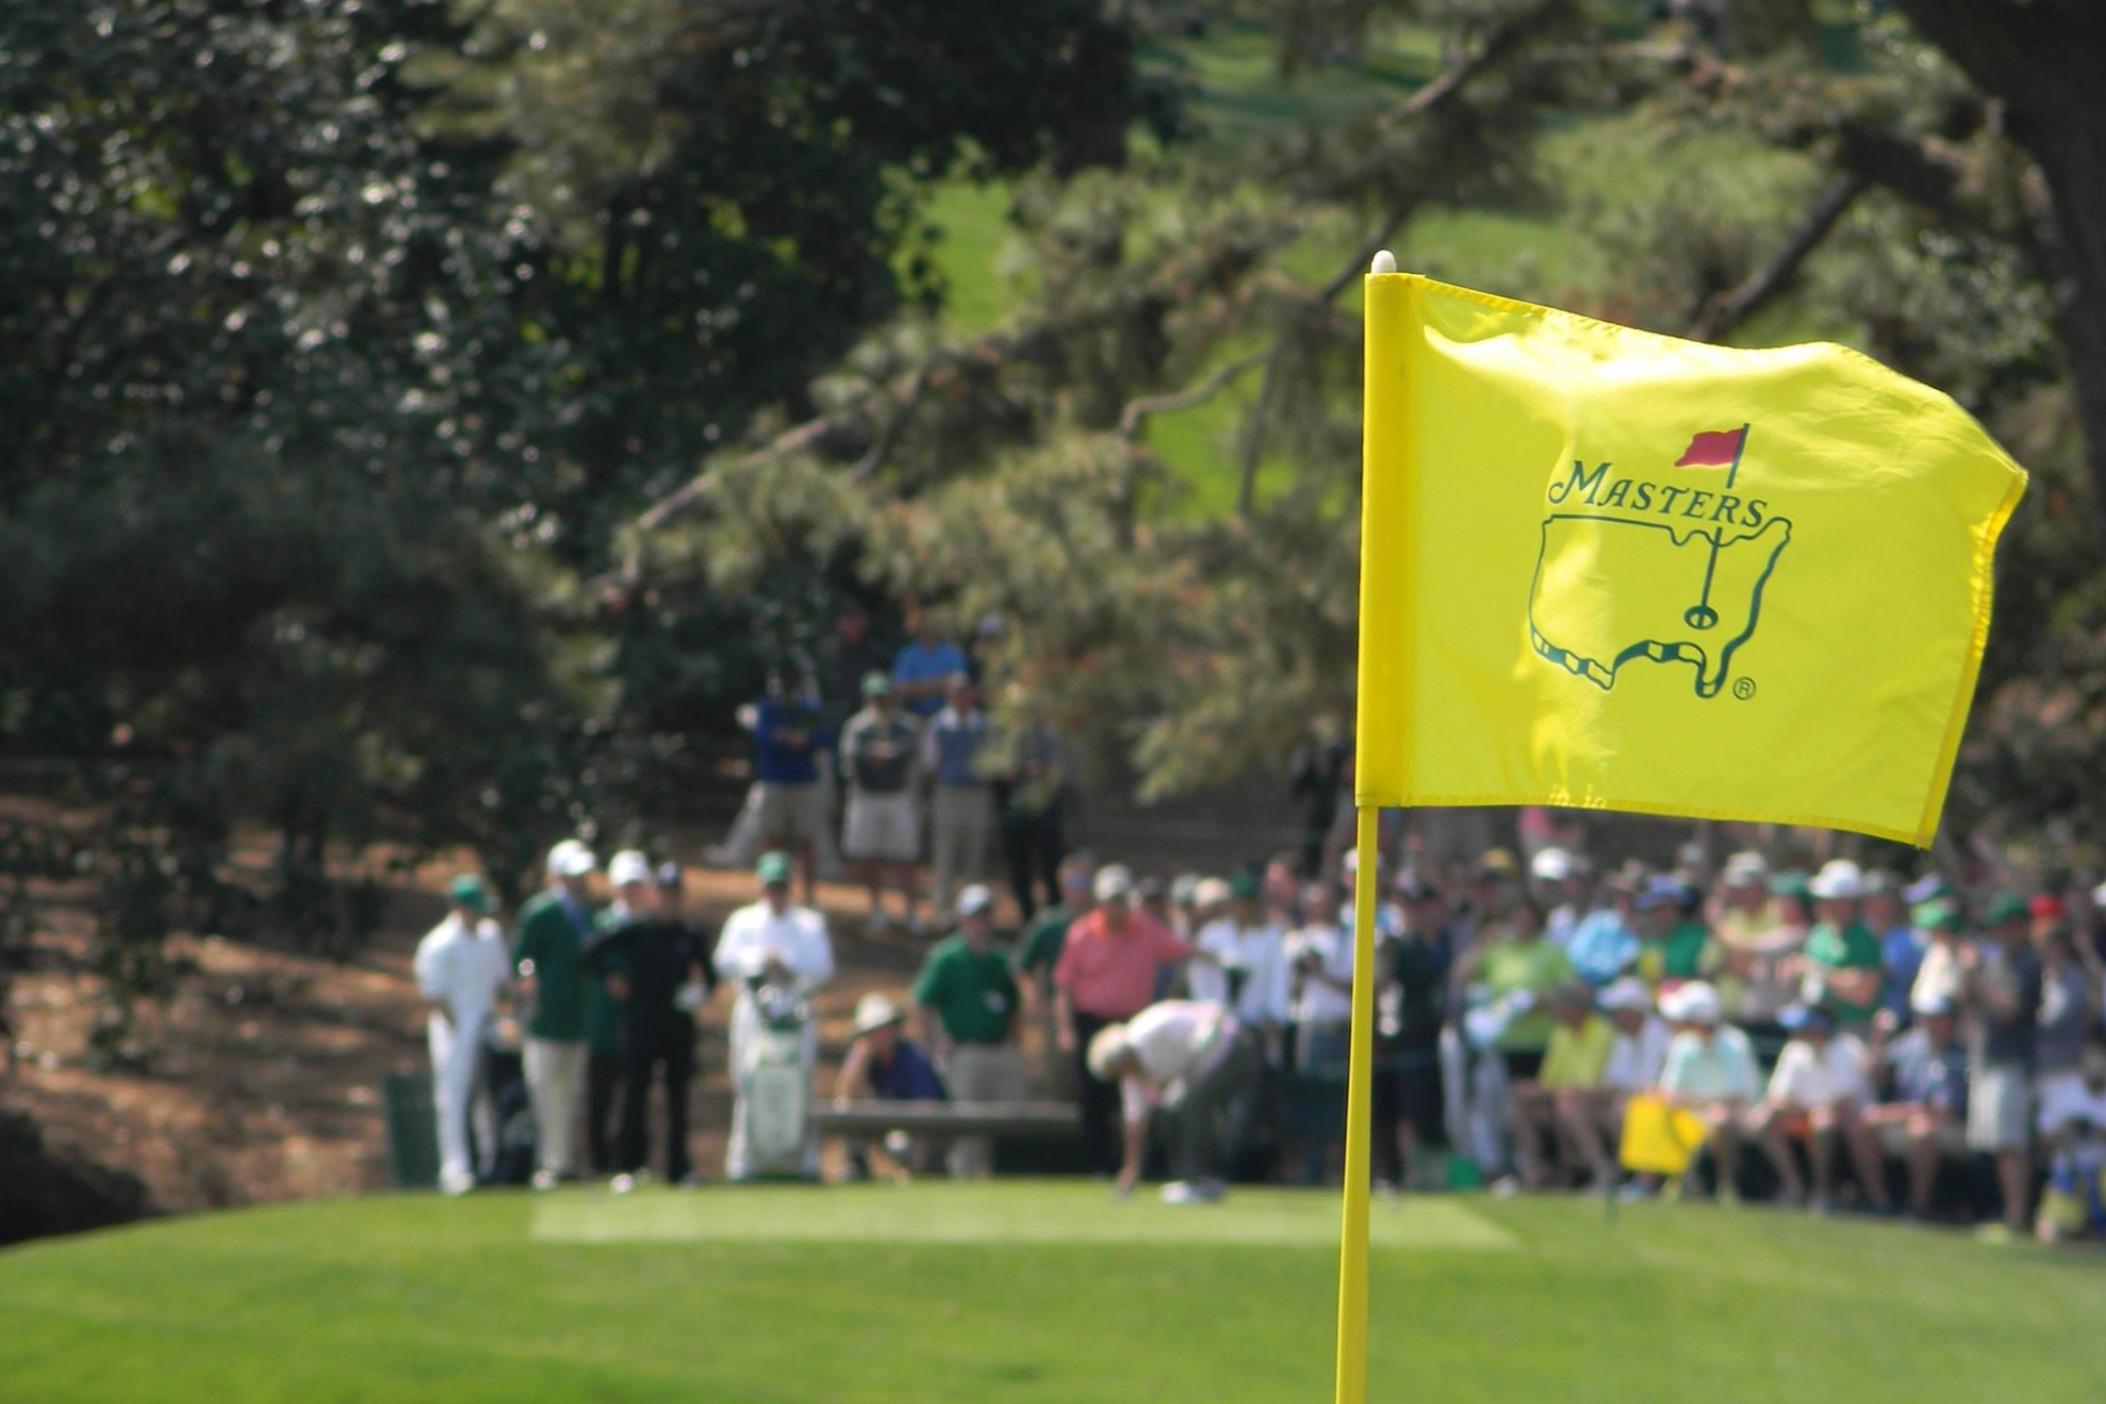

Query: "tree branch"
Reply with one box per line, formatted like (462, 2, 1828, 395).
(1686, 173, 1868, 343)
(1116, 347, 1269, 442)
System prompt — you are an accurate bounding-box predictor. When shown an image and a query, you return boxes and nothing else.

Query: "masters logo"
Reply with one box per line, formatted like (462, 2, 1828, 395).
(1527, 425, 1790, 699)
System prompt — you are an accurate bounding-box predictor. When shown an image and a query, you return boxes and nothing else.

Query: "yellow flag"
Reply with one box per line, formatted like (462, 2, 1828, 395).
(1617, 1093, 1711, 1177)
(1356, 273, 2026, 846)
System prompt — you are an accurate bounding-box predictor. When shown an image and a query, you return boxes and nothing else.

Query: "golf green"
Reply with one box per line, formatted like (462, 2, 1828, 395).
(1, 1183, 2099, 1402)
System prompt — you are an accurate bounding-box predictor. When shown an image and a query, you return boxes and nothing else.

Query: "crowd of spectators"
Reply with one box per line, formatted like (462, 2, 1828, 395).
(411, 612, 2106, 1243)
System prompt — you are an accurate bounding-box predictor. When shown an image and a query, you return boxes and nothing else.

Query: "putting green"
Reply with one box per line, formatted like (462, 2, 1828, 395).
(4, 1186, 2104, 1402)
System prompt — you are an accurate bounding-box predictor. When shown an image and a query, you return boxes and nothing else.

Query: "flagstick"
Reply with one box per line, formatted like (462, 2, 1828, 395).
(1333, 805, 1381, 1404)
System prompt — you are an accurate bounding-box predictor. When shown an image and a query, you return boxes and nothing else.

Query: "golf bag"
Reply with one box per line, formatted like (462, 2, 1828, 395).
(729, 979, 816, 1180)
(480, 1028, 538, 1187)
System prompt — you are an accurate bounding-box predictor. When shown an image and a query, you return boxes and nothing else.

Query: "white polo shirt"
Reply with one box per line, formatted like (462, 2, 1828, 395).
(1767, 1033, 1871, 1109)
(1187, 919, 1289, 1026)
(414, 915, 512, 1026)
(1284, 921, 1354, 1025)
(713, 900, 835, 992)
(1119, 999, 1233, 1122)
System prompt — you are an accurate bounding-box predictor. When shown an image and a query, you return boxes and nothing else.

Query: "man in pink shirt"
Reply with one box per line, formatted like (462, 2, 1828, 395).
(1054, 864, 1195, 1173)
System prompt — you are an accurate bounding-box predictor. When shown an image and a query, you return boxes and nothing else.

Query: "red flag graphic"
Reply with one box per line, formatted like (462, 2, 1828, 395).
(1674, 427, 1748, 468)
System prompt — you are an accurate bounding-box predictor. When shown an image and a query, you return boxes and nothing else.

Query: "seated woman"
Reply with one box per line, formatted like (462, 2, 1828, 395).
(1746, 1003, 1892, 1214)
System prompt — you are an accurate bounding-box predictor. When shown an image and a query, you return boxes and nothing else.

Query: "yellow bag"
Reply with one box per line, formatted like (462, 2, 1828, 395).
(1619, 1093, 1711, 1176)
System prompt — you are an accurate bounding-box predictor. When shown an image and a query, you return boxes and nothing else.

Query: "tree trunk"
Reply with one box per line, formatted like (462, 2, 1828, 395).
(1891, 0, 2106, 516)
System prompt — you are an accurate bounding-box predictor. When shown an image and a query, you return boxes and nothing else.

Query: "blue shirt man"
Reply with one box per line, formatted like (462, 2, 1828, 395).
(753, 695, 825, 785)
(1567, 903, 1641, 987)
(892, 624, 968, 719)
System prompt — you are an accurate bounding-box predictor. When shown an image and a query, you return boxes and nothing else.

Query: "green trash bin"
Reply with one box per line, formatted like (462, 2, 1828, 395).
(383, 1071, 439, 1191)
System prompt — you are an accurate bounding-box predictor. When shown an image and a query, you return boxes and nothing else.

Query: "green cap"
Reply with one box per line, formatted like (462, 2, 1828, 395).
(1768, 871, 1813, 900)
(757, 850, 794, 886)
(861, 670, 892, 699)
(1911, 898, 1963, 932)
(448, 874, 491, 915)
(1229, 872, 1261, 901)
(1985, 892, 2029, 926)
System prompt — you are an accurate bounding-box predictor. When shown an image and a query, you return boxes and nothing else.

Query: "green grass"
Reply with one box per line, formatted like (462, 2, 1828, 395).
(3, 1184, 2104, 1402)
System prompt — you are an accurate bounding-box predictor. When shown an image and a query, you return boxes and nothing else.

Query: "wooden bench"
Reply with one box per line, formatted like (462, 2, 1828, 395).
(810, 1099, 1080, 1140)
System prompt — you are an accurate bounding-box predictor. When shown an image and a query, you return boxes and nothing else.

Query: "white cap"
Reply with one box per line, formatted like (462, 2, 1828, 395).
(1808, 859, 1865, 901)
(956, 884, 995, 918)
(1723, 851, 1768, 882)
(546, 839, 597, 879)
(1093, 864, 1134, 903)
(607, 849, 652, 888)
(1530, 847, 1575, 882)
(1599, 977, 1654, 1013)
(853, 993, 904, 1037)
(1192, 877, 1232, 911)
(1660, 981, 1723, 1024)
(2092, 880, 2106, 911)
(1910, 988, 1958, 1018)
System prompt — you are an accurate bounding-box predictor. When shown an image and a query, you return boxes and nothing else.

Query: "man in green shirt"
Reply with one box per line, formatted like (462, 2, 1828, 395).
(1800, 859, 1884, 1027)
(913, 884, 1027, 1178)
(1634, 877, 1715, 985)
(511, 838, 602, 1188)
(1014, 856, 1094, 1096)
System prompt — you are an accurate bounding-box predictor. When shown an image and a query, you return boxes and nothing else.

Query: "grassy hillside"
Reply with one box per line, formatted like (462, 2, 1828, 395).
(3, 1184, 2102, 1402)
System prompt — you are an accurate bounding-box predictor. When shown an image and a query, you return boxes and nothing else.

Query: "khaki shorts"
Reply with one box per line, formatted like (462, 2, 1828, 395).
(844, 791, 917, 862)
(1968, 1065, 2032, 1153)
(754, 781, 827, 847)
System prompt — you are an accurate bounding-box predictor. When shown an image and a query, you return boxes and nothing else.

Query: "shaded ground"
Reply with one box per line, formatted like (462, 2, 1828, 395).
(0, 853, 945, 1225)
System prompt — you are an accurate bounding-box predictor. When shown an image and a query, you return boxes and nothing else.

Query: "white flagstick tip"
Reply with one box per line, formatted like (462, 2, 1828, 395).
(1370, 249, 1397, 275)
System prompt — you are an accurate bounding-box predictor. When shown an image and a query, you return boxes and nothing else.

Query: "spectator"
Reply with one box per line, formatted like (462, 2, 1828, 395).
(1864, 872, 1921, 1024)
(913, 885, 1027, 1178)
(841, 672, 923, 934)
(751, 683, 831, 905)
(1633, 876, 1713, 988)
(1189, 874, 1290, 1055)
(1656, 981, 1760, 1201)
(2031, 911, 2096, 1146)
(1595, 976, 1671, 1184)
(580, 851, 652, 1178)
(586, 858, 713, 1189)
(715, 851, 836, 1181)
(1509, 982, 1616, 1191)
(1449, 898, 1574, 1175)
(836, 993, 948, 1179)
(1865, 990, 1969, 1219)
(1053, 865, 1195, 1175)
(1285, 883, 1354, 1074)
(1799, 859, 1884, 1029)
(994, 686, 1068, 920)
(2035, 1037, 2106, 1243)
(1372, 876, 1450, 1191)
(1287, 717, 1350, 880)
(1711, 854, 1800, 1036)
(1747, 1003, 1891, 1213)
(414, 874, 512, 1196)
(1907, 896, 1967, 1012)
(923, 675, 994, 923)
(1529, 848, 1587, 949)
(891, 609, 967, 721)
(511, 839, 601, 1190)
(1015, 855, 1094, 1097)
(1566, 869, 1641, 988)
(1961, 892, 2040, 1237)
(1087, 998, 1264, 1203)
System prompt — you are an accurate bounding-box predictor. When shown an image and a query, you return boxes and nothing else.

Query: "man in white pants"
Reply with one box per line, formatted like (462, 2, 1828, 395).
(414, 874, 513, 1195)
(511, 838, 601, 1189)
(713, 850, 836, 1179)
